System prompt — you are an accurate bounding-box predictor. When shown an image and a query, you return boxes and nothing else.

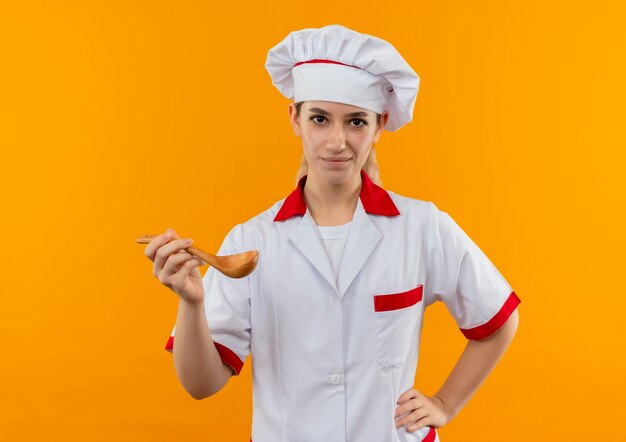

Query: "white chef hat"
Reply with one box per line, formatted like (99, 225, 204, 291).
(265, 24, 420, 132)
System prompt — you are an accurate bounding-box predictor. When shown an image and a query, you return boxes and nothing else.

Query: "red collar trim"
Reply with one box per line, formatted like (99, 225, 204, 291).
(273, 170, 400, 222)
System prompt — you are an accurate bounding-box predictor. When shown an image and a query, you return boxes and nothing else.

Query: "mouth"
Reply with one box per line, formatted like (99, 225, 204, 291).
(322, 157, 351, 168)
(323, 158, 351, 162)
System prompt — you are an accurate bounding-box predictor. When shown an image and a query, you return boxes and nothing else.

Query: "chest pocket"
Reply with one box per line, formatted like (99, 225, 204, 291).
(373, 284, 423, 370)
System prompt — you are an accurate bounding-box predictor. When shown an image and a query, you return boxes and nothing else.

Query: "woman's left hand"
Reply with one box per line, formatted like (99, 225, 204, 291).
(395, 387, 451, 433)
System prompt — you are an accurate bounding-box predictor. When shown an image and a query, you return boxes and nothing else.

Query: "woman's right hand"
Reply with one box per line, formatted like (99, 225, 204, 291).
(143, 227, 207, 305)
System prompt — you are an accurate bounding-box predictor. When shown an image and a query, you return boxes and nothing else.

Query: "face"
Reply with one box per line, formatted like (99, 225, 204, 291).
(288, 100, 388, 186)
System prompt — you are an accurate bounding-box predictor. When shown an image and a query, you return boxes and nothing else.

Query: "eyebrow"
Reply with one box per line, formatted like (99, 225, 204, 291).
(307, 107, 370, 118)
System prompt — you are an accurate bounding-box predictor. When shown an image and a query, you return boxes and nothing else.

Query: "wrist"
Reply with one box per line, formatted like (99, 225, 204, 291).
(433, 393, 457, 421)
(178, 297, 205, 309)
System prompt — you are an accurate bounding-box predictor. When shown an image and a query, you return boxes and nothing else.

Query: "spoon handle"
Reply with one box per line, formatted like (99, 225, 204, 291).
(136, 234, 214, 266)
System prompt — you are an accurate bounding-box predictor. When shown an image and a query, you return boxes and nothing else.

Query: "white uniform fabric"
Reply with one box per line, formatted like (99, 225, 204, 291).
(165, 170, 520, 442)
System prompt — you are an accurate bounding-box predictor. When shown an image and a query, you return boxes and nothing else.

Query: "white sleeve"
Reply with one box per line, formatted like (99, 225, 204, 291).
(165, 223, 251, 375)
(424, 202, 520, 340)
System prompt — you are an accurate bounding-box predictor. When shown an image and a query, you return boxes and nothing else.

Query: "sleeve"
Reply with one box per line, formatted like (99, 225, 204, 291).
(164, 223, 251, 376)
(424, 201, 520, 340)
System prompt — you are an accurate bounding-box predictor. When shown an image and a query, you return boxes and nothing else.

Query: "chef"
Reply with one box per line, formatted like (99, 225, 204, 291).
(147, 24, 520, 442)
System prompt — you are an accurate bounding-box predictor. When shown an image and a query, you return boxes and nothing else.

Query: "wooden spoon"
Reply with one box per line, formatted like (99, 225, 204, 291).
(136, 234, 259, 279)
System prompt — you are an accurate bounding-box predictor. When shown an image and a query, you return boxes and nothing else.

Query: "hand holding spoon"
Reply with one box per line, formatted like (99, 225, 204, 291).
(136, 234, 259, 279)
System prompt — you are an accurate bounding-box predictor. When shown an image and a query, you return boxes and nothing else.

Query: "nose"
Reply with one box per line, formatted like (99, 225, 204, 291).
(326, 122, 347, 152)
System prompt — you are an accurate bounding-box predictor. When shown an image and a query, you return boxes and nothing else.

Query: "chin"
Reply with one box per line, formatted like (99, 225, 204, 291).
(320, 168, 358, 184)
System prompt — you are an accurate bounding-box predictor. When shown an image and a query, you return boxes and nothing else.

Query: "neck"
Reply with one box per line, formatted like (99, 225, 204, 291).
(303, 171, 362, 226)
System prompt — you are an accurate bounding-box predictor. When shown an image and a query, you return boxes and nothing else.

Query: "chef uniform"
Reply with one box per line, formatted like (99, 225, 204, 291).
(164, 24, 521, 442)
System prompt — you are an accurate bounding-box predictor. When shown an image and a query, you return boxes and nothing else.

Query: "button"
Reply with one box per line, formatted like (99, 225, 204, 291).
(332, 297, 341, 307)
(329, 374, 344, 385)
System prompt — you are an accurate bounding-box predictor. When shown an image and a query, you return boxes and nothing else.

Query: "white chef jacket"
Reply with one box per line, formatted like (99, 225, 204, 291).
(165, 169, 520, 442)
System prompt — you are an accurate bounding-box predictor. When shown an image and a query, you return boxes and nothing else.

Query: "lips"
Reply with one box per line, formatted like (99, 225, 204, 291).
(323, 157, 351, 168)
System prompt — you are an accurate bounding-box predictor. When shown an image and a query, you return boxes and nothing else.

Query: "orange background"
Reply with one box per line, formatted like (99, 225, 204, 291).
(1, 1, 625, 441)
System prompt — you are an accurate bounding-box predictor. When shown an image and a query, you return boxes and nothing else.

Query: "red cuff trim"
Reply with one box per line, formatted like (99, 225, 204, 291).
(460, 291, 521, 340)
(163, 336, 244, 376)
(374, 285, 423, 312)
(214, 341, 244, 376)
(423, 426, 437, 442)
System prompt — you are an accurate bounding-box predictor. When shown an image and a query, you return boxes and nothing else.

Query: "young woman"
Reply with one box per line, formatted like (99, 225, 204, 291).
(143, 24, 520, 442)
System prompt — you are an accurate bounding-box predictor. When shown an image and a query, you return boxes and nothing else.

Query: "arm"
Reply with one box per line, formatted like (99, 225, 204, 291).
(147, 228, 243, 399)
(395, 309, 519, 432)
(172, 298, 234, 399)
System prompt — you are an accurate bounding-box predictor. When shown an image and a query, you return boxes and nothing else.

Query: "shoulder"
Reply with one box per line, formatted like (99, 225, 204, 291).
(240, 198, 285, 228)
(385, 188, 459, 226)
(385, 189, 437, 221)
(226, 198, 287, 247)
(382, 189, 463, 241)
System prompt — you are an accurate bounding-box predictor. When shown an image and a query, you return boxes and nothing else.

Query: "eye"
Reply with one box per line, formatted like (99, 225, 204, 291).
(350, 119, 367, 128)
(310, 115, 327, 124)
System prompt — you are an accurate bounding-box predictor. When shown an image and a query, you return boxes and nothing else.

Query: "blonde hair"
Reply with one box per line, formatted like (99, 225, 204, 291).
(293, 101, 383, 187)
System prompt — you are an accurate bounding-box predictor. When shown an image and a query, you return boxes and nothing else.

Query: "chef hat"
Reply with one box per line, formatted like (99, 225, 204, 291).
(265, 24, 420, 132)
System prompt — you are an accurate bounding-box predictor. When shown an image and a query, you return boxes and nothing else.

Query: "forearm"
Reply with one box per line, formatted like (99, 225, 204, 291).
(172, 298, 232, 399)
(434, 309, 520, 419)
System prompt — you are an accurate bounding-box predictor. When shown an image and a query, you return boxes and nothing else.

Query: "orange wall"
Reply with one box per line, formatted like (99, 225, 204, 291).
(1, 1, 624, 440)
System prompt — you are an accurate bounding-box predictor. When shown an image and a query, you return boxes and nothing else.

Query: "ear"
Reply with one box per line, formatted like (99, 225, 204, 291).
(373, 111, 389, 143)
(288, 103, 302, 137)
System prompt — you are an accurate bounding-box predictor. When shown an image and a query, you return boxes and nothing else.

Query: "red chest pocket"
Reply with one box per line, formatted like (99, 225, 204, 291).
(374, 285, 423, 312)
(372, 284, 424, 370)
